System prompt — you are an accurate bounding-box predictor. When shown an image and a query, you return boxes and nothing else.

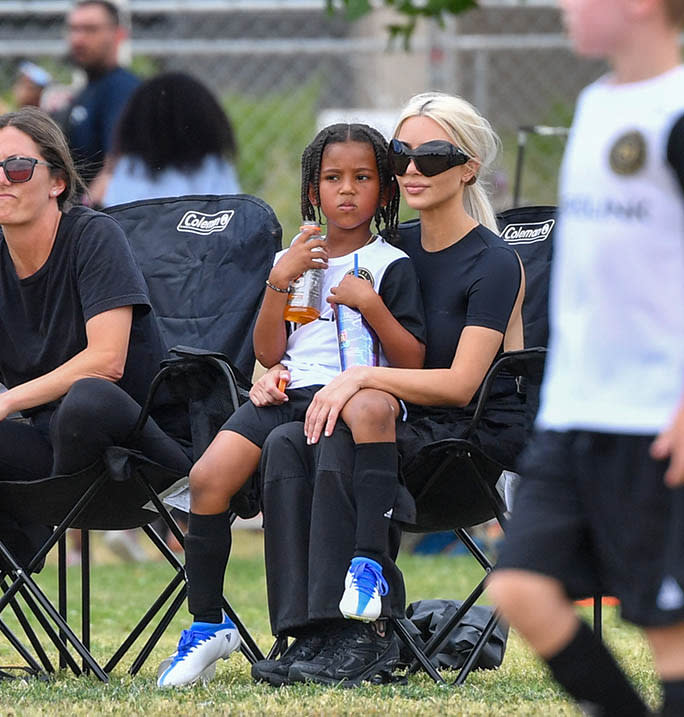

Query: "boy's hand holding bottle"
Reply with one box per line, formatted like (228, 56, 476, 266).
(268, 224, 328, 294)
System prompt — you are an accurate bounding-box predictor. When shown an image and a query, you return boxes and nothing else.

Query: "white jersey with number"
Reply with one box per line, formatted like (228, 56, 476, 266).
(538, 66, 684, 433)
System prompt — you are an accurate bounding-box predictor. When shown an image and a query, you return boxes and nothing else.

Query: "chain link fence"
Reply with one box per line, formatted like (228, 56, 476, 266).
(0, 1, 606, 232)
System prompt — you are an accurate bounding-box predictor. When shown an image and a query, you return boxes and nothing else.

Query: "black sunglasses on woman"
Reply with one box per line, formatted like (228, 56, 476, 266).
(388, 139, 470, 177)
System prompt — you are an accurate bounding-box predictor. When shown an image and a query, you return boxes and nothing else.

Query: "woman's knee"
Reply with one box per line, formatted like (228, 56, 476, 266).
(261, 422, 308, 483)
(341, 390, 397, 437)
(52, 378, 121, 438)
(263, 422, 306, 455)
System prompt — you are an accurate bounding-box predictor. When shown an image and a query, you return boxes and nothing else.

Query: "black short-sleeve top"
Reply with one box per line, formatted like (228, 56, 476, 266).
(400, 223, 521, 408)
(0, 206, 183, 437)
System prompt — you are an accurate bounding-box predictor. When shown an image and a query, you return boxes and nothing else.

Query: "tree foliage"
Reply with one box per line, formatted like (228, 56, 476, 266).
(326, 0, 479, 45)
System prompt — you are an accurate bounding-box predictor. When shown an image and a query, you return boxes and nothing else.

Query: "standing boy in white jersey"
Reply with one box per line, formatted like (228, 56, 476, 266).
(488, 1, 684, 715)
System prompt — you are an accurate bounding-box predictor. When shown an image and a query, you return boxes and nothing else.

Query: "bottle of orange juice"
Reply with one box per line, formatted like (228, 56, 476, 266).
(283, 221, 324, 324)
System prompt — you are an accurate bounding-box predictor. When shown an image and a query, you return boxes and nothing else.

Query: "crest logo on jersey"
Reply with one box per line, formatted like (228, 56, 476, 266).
(501, 219, 555, 245)
(344, 267, 375, 287)
(177, 210, 234, 235)
(609, 130, 647, 175)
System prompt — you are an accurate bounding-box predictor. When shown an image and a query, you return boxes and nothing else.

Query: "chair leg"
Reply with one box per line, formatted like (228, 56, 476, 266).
(81, 530, 91, 674)
(593, 594, 603, 640)
(0, 540, 107, 681)
(391, 617, 446, 685)
(1, 577, 54, 673)
(453, 610, 501, 686)
(408, 574, 488, 675)
(127, 584, 187, 676)
(455, 528, 494, 571)
(221, 597, 264, 664)
(58, 534, 68, 671)
(266, 635, 288, 661)
(0, 615, 46, 674)
(105, 523, 187, 673)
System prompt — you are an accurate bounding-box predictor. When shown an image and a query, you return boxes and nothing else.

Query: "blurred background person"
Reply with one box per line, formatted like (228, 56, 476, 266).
(100, 71, 241, 556)
(13, 62, 53, 109)
(101, 72, 241, 207)
(64, 0, 138, 193)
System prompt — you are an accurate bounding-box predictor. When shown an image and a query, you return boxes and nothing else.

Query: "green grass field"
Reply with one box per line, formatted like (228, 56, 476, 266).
(0, 530, 660, 715)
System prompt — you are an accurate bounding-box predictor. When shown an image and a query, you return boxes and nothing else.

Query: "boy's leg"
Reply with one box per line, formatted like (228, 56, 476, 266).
(160, 392, 320, 687)
(184, 391, 316, 625)
(489, 431, 649, 716)
(158, 429, 259, 687)
(489, 571, 648, 716)
(339, 390, 400, 622)
(341, 389, 400, 562)
(645, 622, 684, 716)
(184, 430, 261, 623)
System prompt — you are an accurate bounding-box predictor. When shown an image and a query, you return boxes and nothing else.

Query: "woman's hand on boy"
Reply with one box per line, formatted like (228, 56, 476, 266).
(327, 275, 377, 314)
(270, 237, 328, 289)
(304, 366, 366, 444)
(250, 368, 290, 407)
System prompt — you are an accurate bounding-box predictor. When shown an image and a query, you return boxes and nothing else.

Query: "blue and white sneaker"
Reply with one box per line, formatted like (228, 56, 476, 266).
(157, 617, 241, 688)
(338, 557, 389, 622)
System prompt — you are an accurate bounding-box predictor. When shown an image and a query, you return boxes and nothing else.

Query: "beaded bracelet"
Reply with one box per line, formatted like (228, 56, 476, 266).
(265, 279, 290, 294)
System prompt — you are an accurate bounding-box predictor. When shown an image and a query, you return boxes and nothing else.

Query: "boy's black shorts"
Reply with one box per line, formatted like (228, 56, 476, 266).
(220, 386, 322, 448)
(496, 429, 684, 628)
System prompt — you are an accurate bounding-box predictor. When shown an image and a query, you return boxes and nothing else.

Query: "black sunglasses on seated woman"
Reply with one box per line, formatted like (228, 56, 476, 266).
(388, 138, 470, 177)
(0, 156, 53, 183)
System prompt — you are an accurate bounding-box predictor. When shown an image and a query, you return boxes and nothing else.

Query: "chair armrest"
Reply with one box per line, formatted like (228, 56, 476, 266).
(465, 347, 547, 438)
(167, 345, 252, 390)
(130, 345, 252, 440)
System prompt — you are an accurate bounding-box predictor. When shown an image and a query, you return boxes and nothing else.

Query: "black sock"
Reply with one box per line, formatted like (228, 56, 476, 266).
(352, 442, 398, 564)
(662, 679, 684, 716)
(185, 510, 232, 624)
(546, 620, 648, 716)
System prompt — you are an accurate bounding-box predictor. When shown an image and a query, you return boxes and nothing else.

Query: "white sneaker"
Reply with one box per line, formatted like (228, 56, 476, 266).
(339, 557, 389, 622)
(157, 618, 240, 688)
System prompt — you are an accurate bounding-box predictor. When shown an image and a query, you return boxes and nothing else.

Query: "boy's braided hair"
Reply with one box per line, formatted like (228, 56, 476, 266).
(300, 123, 400, 242)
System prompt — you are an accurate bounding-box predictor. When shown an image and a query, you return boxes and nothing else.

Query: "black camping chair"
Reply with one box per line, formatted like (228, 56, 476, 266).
(390, 206, 555, 686)
(0, 194, 281, 680)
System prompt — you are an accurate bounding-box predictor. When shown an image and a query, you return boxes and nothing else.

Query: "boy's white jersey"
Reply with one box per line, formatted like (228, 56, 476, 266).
(277, 236, 411, 389)
(538, 66, 684, 433)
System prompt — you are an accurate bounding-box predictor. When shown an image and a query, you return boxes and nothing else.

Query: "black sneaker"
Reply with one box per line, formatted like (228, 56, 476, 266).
(288, 620, 399, 686)
(251, 631, 327, 687)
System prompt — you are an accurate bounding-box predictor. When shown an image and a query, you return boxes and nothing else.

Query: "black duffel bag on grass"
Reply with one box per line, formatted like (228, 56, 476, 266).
(397, 598, 508, 670)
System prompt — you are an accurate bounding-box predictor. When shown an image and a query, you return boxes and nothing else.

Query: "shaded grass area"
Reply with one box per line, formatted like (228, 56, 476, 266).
(0, 531, 659, 715)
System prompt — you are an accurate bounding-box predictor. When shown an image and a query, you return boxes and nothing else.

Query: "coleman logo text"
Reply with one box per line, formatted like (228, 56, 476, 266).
(177, 210, 234, 236)
(501, 219, 555, 245)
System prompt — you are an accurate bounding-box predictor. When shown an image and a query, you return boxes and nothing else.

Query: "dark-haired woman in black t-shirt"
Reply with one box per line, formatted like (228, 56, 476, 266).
(0, 107, 190, 565)
(251, 92, 526, 687)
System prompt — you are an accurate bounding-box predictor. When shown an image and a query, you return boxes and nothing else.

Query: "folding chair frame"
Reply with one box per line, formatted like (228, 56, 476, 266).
(0, 352, 264, 681)
(391, 347, 546, 686)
